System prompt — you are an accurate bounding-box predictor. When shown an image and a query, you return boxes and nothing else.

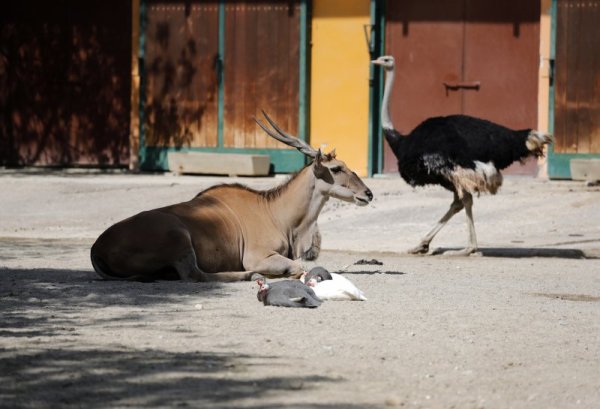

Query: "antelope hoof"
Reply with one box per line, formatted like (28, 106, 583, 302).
(442, 247, 477, 257)
(407, 243, 430, 255)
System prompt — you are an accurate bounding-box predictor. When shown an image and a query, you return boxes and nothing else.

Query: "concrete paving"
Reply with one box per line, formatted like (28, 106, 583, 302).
(1, 170, 599, 409)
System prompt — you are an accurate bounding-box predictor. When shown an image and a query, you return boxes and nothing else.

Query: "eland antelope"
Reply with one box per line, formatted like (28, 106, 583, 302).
(90, 111, 373, 282)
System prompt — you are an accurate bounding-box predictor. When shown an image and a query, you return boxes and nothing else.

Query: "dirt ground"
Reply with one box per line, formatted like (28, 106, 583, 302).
(1, 170, 599, 409)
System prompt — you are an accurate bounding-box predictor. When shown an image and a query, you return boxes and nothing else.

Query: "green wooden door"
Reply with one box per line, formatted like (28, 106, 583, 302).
(548, 0, 600, 179)
(139, 0, 308, 172)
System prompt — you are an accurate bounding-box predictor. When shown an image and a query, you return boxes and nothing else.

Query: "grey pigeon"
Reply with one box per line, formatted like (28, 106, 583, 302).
(253, 274, 322, 308)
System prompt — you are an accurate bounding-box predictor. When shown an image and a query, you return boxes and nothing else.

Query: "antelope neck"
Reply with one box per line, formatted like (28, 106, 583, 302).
(271, 164, 327, 228)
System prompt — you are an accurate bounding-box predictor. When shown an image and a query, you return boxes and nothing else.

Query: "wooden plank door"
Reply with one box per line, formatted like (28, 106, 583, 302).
(549, 0, 600, 178)
(383, 0, 540, 175)
(223, 2, 300, 151)
(0, 0, 131, 166)
(144, 2, 220, 149)
(141, 0, 304, 172)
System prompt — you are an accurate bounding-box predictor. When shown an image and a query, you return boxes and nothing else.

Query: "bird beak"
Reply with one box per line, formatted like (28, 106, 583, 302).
(371, 59, 383, 66)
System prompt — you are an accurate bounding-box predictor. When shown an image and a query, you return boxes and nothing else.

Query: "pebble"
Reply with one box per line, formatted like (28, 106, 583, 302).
(384, 397, 403, 406)
(194, 304, 203, 310)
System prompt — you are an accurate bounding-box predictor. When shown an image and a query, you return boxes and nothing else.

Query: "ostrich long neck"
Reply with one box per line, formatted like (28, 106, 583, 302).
(380, 65, 405, 157)
(381, 66, 396, 133)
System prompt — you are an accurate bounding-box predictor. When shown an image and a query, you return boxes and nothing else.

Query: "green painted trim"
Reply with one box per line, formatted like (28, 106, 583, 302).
(377, 0, 385, 174)
(299, 0, 309, 151)
(548, 153, 600, 179)
(547, 0, 600, 179)
(367, 0, 385, 176)
(547, 0, 563, 178)
(367, 0, 376, 176)
(217, 1, 225, 147)
(138, 0, 147, 166)
(140, 147, 305, 173)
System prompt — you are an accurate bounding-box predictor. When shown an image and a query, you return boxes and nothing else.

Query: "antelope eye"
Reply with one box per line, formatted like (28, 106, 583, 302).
(330, 166, 342, 174)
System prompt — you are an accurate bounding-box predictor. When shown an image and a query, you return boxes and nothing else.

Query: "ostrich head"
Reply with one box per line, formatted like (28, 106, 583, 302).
(371, 55, 395, 70)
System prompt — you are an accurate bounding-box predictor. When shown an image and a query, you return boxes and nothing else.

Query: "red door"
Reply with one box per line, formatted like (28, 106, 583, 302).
(384, 0, 540, 174)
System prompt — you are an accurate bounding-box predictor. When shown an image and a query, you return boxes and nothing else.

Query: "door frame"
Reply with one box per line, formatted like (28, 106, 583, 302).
(547, 0, 600, 179)
(137, 0, 310, 173)
(367, 0, 385, 176)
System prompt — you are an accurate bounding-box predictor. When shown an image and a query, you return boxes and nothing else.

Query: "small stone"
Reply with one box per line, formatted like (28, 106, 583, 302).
(384, 397, 402, 406)
(194, 304, 203, 310)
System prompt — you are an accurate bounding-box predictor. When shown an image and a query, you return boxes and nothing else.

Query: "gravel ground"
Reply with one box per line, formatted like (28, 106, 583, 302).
(1, 170, 599, 409)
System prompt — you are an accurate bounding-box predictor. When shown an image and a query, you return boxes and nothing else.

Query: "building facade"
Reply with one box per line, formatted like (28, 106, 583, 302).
(1, 0, 598, 178)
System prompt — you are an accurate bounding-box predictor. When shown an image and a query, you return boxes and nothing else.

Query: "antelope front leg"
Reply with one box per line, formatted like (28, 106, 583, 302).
(249, 254, 306, 279)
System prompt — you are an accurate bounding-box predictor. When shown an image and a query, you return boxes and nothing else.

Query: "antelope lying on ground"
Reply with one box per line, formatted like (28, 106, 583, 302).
(90, 111, 373, 282)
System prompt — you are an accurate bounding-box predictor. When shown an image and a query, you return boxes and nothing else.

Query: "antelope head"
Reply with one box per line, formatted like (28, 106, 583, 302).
(255, 111, 373, 206)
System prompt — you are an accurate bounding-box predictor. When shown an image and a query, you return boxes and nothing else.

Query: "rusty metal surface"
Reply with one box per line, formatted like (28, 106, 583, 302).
(384, 0, 540, 175)
(463, 0, 540, 175)
(144, 1, 219, 148)
(0, 1, 131, 166)
(223, 1, 299, 149)
(554, 0, 600, 154)
(384, 0, 463, 173)
(463, 1, 539, 129)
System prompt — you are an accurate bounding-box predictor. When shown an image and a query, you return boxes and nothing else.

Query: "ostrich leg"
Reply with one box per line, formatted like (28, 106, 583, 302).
(443, 193, 478, 256)
(408, 191, 464, 254)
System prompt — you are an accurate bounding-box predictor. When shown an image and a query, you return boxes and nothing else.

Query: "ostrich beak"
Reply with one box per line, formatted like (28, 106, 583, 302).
(371, 59, 382, 66)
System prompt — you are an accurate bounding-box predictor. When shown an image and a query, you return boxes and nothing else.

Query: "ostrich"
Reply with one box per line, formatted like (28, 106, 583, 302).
(372, 55, 553, 256)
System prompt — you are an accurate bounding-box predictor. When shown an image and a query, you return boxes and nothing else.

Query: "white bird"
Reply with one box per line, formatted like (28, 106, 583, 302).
(302, 267, 367, 301)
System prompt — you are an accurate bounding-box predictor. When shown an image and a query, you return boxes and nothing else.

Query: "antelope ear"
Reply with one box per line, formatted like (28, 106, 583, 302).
(328, 149, 337, 159)
(315, 149, 323, 162)
(313, 149, 334, 183)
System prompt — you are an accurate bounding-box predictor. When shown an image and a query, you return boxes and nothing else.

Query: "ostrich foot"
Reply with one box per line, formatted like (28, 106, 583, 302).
(407, 242, 430, 255)
(442, 247, 477, 257)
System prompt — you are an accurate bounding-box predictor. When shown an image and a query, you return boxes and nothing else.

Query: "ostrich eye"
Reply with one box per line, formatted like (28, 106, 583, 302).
(330, 166, 342, 174)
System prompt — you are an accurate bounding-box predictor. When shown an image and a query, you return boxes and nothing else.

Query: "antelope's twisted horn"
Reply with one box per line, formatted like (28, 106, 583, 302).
(254, 110, 318, 158)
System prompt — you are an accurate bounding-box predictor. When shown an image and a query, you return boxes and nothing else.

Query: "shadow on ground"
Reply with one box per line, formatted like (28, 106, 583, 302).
(0, 267, 230, 338)
(0, 268, 380, 408)
(430, 247, 591, 259)
(0, 347, 369, 409)
(342, 270, 407, 276)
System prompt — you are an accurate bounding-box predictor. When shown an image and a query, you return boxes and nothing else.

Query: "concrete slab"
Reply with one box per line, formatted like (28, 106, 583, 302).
(570, 158, 600, 182)
(167, 152, 271, 176)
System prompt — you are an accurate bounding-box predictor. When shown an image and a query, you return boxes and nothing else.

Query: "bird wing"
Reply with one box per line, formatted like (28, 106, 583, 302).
(312, 280, 352, 301)
(437, 115, 531, 169)
(264, 283, 321, 308)
(332, 274, 367, 300)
